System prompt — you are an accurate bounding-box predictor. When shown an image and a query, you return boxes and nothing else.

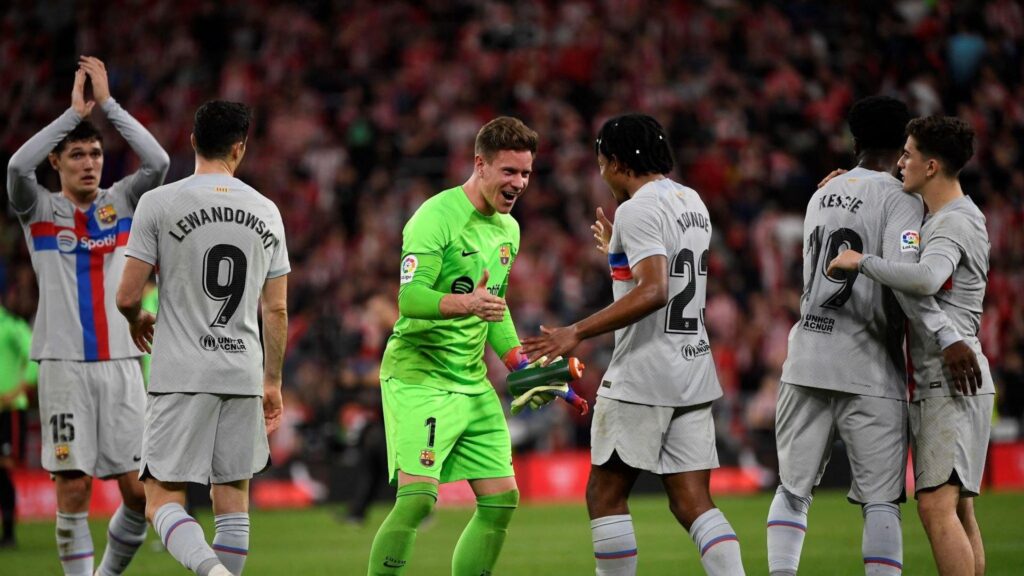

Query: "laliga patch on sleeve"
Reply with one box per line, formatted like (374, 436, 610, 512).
(900, 230, 920, 252)
(400, 255, 418, 284)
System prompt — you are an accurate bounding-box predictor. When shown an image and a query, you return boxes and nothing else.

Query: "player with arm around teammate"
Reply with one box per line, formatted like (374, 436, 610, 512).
(366, 117, 536, 576)
(764, 97, 978, 576)
(5, 57, 169, 576)
(116, 101, 289, 576)
(523, 114, 745, 576)
(829, 116, 990, 576)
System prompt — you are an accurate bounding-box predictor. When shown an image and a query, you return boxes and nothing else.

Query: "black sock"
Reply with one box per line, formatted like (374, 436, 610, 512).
(0, 467, 15, 541)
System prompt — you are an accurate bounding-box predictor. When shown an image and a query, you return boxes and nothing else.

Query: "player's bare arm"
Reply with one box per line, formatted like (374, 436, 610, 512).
(261, 274, 288, 434)
(438, 269, 506, 322)
(591, 207, 612, 254)
(522, 254, 667, 362)
(116, 257, 157, 354)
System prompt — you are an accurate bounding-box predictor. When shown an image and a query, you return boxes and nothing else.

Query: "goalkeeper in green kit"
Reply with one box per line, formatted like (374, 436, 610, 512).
(368, 117, 541, 575)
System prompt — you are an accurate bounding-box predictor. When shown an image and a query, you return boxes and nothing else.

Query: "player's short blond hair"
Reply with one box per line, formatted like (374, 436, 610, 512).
(475, 116, 538, 162)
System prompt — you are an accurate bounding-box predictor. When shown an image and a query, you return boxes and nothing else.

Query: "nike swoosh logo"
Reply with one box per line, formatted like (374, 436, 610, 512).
(461, 250, 479, 257)
(383, 561, 405, 568)
(133, 456, 142, 462)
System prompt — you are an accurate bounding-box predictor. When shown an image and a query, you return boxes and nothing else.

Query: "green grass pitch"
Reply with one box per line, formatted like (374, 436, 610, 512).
(4, 490, 1023, 574)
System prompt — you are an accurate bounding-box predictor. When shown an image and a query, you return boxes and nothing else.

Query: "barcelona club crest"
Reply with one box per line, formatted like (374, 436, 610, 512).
(419, 449, 435, 468)
(55, 444, 70, 461)
(96, 204, 117, 226)
(499, 244, 511, 266)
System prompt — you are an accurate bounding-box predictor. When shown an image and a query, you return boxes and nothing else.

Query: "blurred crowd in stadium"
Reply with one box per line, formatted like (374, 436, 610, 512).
(2, 1, 1023, 495)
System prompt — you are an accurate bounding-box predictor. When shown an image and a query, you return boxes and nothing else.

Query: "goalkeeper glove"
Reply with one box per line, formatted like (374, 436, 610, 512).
(508, 356, 589, 416)
(502, 345, 530, 372)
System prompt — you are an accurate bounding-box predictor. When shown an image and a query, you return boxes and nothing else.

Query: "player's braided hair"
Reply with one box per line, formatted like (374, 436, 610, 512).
(847, 96, 910, 150)
(595, 114, 674, 175)
(906, 115, 975, 176)
(52, 121, 103, 155)
(193, 100, 252, 159)
(475, 116, 538, 161)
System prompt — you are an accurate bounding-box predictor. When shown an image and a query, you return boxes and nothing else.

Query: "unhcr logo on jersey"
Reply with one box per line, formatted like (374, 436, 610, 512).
(681, 339, 711, 361)
(198, 334, 247, 353)
(200, 334, 218, 351)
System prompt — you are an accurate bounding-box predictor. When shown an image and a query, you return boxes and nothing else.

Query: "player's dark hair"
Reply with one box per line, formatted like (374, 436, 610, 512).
(52, 121, 103, 155)
(193, 100, 252, 159)
(595, 114, 674, 176)
(847, 96, 910, 151)
(475, 116, 538, 161)
(906, 115, 975, 176)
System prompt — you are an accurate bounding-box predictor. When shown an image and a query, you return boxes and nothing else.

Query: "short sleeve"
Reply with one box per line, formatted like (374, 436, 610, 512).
(124, 192, 161, 265)
(267, 204, 291, 279)
(616, 199, 667, 267)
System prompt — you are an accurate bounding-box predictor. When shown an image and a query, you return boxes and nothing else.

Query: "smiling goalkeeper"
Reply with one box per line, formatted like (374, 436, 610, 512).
(368, 117, 539, 576)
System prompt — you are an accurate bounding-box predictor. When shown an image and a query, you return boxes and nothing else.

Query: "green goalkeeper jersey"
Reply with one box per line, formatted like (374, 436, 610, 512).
(380, 186, 521, 395)
(0, 305, 37, 411)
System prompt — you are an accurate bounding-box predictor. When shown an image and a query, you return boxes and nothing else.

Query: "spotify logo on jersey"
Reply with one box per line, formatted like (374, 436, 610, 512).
(56, 230, 78, 253)
(451, 276, 474, 294)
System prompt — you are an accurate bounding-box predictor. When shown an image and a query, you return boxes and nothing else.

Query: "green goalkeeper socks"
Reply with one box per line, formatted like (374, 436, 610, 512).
(367, 482, 438, 575)
(451, 489, 519, 576)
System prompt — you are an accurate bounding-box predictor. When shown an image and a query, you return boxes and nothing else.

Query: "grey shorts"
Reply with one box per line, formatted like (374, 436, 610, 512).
(910, 394, 994, 496)
(141, 393, 269, 485)
(591, 396, 719, 475)
(38, 359, 145, 478)
(776, 382, 907, 504)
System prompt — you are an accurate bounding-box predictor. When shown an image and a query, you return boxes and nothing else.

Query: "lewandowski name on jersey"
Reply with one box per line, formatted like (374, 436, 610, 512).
(167, 205, 280, 249)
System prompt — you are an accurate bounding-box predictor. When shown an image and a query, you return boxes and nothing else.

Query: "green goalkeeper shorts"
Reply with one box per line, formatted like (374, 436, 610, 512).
(381, 376, 514, 485)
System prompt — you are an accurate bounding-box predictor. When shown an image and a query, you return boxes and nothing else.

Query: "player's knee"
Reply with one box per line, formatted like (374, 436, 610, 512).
(667, 496, 712, 530)
(55, 472, 92, 509)
(777, 485, 812, 514)
(394, 482, 438, 525)
(121, 484, 146, 513)
(916, 493, 956, 529)
(118, 476, 147, 512)
(916, 499, 941, 526)
(476, 489, 519, 529)
(586, 475, 629, 517)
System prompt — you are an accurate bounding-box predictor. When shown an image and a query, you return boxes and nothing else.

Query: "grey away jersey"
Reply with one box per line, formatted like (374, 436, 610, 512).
(600, 178, 722, 408)
(781, 167, 958, 399)
(863, 196, 993, 400)
(125, 173, 289, 396)
(5, 102, 170, 361)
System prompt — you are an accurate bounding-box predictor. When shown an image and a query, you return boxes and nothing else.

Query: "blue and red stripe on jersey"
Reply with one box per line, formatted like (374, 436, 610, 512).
(608, 252, 632, 281)
(29, 209, 132, 361)
(29, 217, 131, 253)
